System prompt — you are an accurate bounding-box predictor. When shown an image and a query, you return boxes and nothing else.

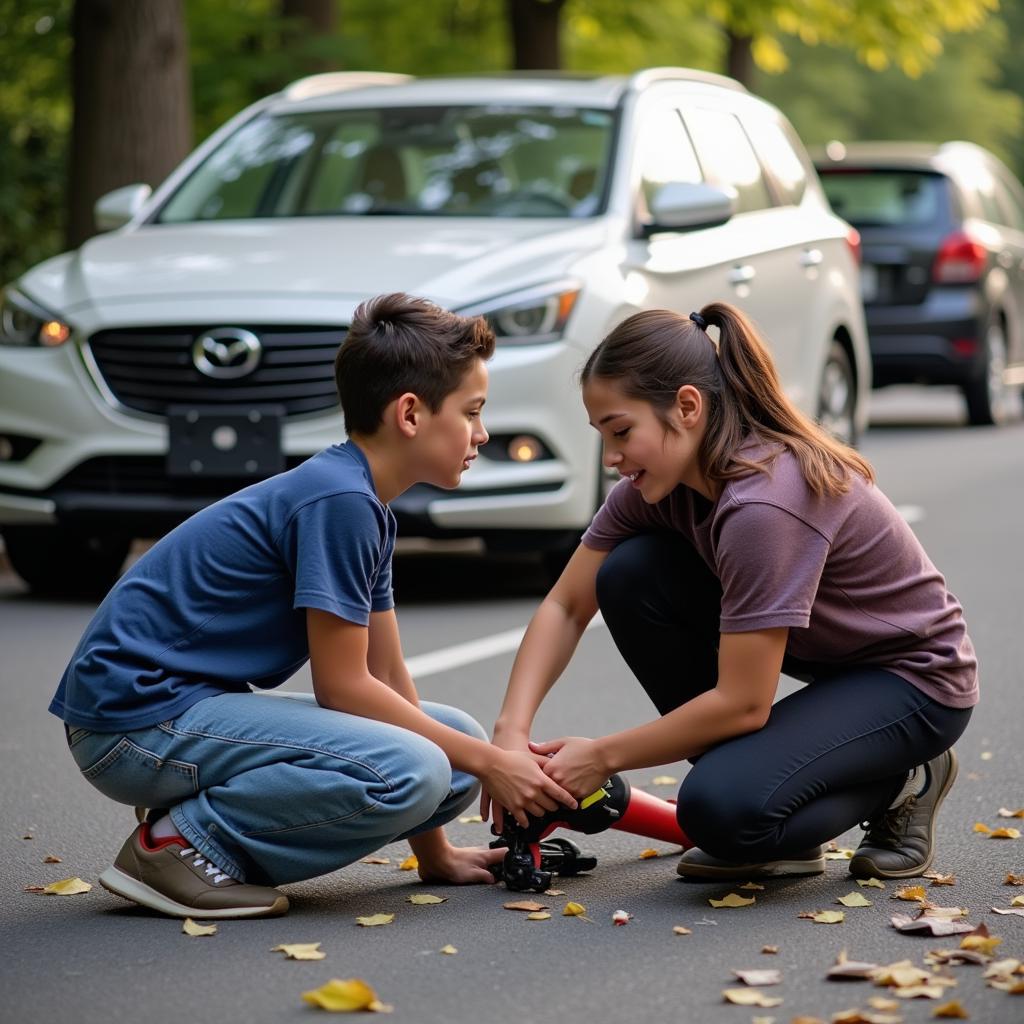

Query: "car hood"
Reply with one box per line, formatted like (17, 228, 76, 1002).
(24, 218, 610, 316)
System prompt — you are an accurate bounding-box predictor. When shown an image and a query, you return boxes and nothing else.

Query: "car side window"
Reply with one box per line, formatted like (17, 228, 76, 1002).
(742, 115, 808, 206)
(682, 107, 772, 213)
(636, 107, 703, 216)
(991, 167, 1024, 232)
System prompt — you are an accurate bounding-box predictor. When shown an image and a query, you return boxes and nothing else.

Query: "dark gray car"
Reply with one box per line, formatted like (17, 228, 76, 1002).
(815, 140, 1024, 425)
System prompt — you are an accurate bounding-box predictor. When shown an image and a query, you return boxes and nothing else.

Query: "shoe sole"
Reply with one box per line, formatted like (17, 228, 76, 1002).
(676, 858, 825, 880)
(848, 748, 959, 880)
(98, 866, 289, 919)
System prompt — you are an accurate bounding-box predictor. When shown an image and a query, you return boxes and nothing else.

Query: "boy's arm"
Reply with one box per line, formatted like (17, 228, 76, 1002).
(366, 609, 418, 705)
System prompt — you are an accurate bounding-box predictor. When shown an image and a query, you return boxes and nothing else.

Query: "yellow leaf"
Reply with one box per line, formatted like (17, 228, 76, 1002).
(360, 857, 390, 865)
(398, 855, 418, 871)
(838, 892, 872, 907)
(858, 877, 886, 888)
(182, 918, 217, 937)
(932, 1000, 969, 1019)
(709, 893, 756, 908)
(761, 945, 778, 954)
(302, 978, 385, 1013)
(868, 997, 900, 1011)
(1004, 873, 1024, 885)
(673, 926, 692, 935)
(824, 846, 855, 860)
(355, 913, 395, 927)
(503, 900, 548, 912)
(989, 827, 1020, 839)
(406, 894, 446, 905)
(526, 911, 551, 921)
(563, 901, 587, 916)
(893, 885, 928, 902)
(927, 873, 957, 886)
(806, 910, 844, 924)
(1012, 895, 1024, 907)
(546, 889, 565, 896)
(972, 822, 992, 834)
(43, 855, 62, 864)
(741, 882, 766, 891)
(42, 877, 92, 895)
(458, 815, 483, 823)
(651, 775, 678, 786)
(638, 848, 659, 859)
(732, 968, 781, 986)
(960, 933, 1002, 954)
(439, 944, 458, 955)
(272, 942, 325, 960)
(997, 807, 1024, 818)
(721, 988, 783, 1007)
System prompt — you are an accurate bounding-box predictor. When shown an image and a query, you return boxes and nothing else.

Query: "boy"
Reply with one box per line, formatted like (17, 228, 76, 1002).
(49, 293, 575, 919)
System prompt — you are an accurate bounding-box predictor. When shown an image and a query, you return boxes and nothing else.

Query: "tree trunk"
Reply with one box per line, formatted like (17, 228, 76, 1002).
(68, 0, 192, 249)
(507, 0, 565, 70)
(726, 30, 755, 89)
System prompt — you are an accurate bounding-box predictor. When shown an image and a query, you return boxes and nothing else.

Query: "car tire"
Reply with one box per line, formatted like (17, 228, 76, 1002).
(2, 526, 131, 598)
(816, 340, 858, 447)
(963, 318, 1015, 426)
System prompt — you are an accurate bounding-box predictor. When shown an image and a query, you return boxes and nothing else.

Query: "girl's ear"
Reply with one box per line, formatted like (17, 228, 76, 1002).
(675, 384, 703, 427)
(394, 392, 421, 438)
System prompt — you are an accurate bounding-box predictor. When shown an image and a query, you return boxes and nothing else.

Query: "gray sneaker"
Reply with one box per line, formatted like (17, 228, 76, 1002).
(99, 824, 288, 919)
(676, 845, 825, 880)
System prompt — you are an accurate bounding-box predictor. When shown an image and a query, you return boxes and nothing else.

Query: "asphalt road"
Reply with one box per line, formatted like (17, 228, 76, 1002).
(2, 387, 1023, 1024)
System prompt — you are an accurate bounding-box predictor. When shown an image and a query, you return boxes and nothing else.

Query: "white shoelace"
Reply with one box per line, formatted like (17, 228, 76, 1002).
(180, 846, 230, 884)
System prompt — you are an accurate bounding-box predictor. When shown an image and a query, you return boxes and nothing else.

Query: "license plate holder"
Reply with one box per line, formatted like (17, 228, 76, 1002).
(167, 405, 285, 478)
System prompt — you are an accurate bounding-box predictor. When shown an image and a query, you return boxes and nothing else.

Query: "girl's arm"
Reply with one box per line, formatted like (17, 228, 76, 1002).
(491, 544, 609, 748)
(534, 627, 789, 797)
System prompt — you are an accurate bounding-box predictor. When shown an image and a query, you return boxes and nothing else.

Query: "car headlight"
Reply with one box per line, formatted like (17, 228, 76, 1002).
(0, 287, 72, 347)
(465, 283, 580, 345)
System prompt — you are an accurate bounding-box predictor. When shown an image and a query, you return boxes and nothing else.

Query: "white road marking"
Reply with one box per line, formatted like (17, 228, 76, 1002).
(896, 504, 925, 525)
(407, 612, 605, 679)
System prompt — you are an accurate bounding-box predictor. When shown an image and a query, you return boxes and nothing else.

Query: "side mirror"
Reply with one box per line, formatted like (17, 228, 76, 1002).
(644, 182, 736, 235)
(94, 184, 153, 232)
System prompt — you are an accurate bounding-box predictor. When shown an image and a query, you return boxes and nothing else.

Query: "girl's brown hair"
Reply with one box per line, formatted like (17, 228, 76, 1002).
(580, 302, 873, 497)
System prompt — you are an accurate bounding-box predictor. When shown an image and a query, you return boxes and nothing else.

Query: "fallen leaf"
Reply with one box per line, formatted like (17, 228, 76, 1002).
(751, 1018, 776, 1024)
(721, 988, 782, 1007)
(972, 823, 992, 834)
(931, 1000, 969, 1018)
(638, 848, 659, 859)
(824, 847, 855, 860)
(925, 873, 956, 886)
(790, 1017, 825, 1024)
(43, 855, 62, 864)
(986, 978, 1024, 993)
(989, 827, 1020, 839)
(992, 906, 1024, 917)
(998, 807, 1024, 818)
(545, 889, 565, 896)
(799, 910, 844, 924)
(526, 911, 551, 921)
(562, 901, 588, 917)
(733, 969, 781, 986)
(183, 918, 217, 937)
(406, 894, 446, 905)
(858, 878, 886, 889)
(302, 978, 390, 1013)
(458, 815, 483, 823)
(827, 951, 879, 980)
(709, 893, 756, 908)
(1012, 894, 1024, 907)
(23, 885, 45, 893)
(839, 892, 873, 908)
(439, 944, 457, 955)
(612, 909, 631, 925)
(503, 900, 547, 912)
(925, 950, 991, 967)
(1004, 873, 1024, 886)
(355, 914, 395, 927)
(832, 1011, 902, 1024)
(980, 751, 993, 760)
(891, 913, 975, 937)
(673, 926, 692, 935)
(892, 984, 952, 1000)
(871, 961, 945, 989)
(921, 906, 969, 920)
(983, 958, 1022, 980)
(892, 885, 928, 902)
(960, 933, 1001, 955)
(398, 855, 418, 871)
(651, 775, 678, 786)
(741, 881, 766, 891)
(867, 997, 900, 1011)
(272, 942, 324, 960)
(42, 877, 91, 895)
(761, 945, 778, 954)
(360, 857, 390, 865)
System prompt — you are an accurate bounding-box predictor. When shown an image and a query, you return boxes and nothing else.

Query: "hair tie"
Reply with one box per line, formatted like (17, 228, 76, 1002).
(689, 311, 707, 330)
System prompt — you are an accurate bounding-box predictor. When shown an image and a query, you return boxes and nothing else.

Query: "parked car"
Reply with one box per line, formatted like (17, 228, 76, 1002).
(814, 140, 1024, 425)
(0, 67, 869, 595)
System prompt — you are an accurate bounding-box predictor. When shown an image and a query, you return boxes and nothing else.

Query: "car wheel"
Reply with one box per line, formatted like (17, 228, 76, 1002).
(2, 526, 131, 598)
(962, 319, 1016, 426)
(816, 340, 857, 446)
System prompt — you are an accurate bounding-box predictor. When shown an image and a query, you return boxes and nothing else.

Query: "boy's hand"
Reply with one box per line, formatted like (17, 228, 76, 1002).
(529, 736, 609, 799)
(479, 748, 578, 829)
(416, 844, 504, 885)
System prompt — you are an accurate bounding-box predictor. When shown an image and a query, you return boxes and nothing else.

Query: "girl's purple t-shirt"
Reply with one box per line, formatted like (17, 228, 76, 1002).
(582, 447, 977, 709)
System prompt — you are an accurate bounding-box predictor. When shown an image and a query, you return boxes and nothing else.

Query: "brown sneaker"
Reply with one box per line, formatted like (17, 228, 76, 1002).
(676, 845, 825, 880)
(98, 824, 288, 919)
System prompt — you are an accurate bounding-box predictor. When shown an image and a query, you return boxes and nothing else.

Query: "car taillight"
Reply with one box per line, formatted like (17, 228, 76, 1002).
(933, 231, 987, 284)
(845, 226, 861, 266)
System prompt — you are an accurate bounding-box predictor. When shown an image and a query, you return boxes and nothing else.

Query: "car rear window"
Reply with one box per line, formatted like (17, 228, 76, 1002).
(818, 170, 948, 227)
(155, 105, 615, 222)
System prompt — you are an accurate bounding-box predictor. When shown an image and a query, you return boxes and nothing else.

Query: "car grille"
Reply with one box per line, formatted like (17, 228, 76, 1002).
(86, 326, 345, 417)
(52, 455, 311, 497)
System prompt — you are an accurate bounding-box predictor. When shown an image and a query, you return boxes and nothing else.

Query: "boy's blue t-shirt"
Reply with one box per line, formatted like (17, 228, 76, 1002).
(48, 442, 397, 732)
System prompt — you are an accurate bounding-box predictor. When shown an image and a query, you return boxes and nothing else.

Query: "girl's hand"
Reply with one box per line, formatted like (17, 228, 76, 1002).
(481, 727, 533, 832)
(479, 749, 578, 829)
(530, 736, 611, 799)
(416, 844, 505, 885)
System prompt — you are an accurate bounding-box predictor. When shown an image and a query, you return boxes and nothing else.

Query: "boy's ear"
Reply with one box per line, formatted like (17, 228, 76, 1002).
(394, 392, 423, 438)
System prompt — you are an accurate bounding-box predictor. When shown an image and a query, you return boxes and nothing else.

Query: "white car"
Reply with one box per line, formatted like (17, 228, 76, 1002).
(0, 68, 869, 594)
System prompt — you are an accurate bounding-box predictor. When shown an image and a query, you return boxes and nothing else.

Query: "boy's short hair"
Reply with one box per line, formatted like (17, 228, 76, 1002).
(335, 293, 496, 435)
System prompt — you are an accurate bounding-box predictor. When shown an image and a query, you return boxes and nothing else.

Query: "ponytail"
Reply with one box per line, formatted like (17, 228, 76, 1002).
(582, 302, 873, 498)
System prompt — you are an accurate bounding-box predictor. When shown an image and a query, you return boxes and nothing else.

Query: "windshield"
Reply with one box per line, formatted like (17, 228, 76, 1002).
(156, 104, 615, 222)
(818, 170, 948, 227)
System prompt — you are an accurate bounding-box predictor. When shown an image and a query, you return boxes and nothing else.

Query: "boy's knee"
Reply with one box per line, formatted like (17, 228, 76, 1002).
(421, 702, 487, 744)
(388, 734, 451, 820)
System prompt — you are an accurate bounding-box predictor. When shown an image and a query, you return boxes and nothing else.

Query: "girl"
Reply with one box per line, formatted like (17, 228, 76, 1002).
(488, 303, 977, 881)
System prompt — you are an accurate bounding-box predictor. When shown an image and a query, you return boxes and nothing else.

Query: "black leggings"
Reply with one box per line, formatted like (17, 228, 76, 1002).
(596, 533, 972, 861)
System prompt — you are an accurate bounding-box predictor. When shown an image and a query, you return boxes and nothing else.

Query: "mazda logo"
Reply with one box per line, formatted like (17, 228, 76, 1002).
(192, 328, 262, 379)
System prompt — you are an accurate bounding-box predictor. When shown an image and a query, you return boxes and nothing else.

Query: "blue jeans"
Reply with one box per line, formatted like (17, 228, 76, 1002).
(66, 692, 485, 886)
